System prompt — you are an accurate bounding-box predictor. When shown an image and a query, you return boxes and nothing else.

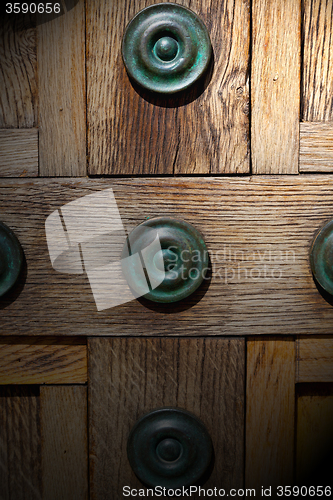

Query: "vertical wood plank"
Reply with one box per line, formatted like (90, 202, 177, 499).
(246, 338, 295, 489)
(37, 0, 86, 176)
(302, 0, 333, 122)
(40, 386, 88, 500)
(296, 383, 333, 484)
(86, 0, 250, 175)
(88, 337, 245, 498)
(251, 0, 301, 174)
(0, 386, 42, 500)
(0, 15, 37, 128)
(296, 337, 333, 383)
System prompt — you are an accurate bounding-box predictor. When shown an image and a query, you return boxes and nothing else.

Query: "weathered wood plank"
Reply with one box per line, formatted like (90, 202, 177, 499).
(299, 122, 333, 172)
(0, 15, 37, 128)
(0, 386, 42, 500)
(302, 0, 333, 122)
(86, 0, 250, 175)
(0, 338, 87, 385)
(37, 0, 86, 176)
(296, 383, 333, 485)
(0, 129, 38, 177)
(246, 339, 295, 488)
(88, 337, 245, 497)
(2, 176, 333, 336)
(40, 386, 88, 500)
(296, 337, 333, 383)
(251, 0, 300, 174)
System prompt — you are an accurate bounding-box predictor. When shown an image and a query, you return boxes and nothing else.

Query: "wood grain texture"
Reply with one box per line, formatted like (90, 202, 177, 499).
(37, 0, 86, 176)
(302, 0, 333, 121)
(88, 337, 245, 498)
(296, 337, 333, 382)
(299, 122, 333, 172)
(40, 386, 88, 500)
(252, 0, 300, 174)
(86, 0, 250, 175)
(3, 176, 333, 336)
(0, 386, 42, 500)
(0, 338, 87, 384)
(246, 339, 295, 489)
(0, 15, 37, 128)
(296, 383, 333, 484)
(0, 129, 38, 177)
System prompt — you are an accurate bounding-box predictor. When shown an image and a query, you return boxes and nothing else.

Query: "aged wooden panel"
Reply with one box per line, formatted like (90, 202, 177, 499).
(302, 0, 333, 122)
(37, 0, 86, 176)
(0, 338, 87, 384)
(246, 339, 295, 488)
(86, 0, 250, 175)
(296, 337, 333, 383)
(0, 129, 38, 177)
(0, 386, 42, 500)
(3, 177, 333, 336)
(40, 386, 88, 500)
(296, 383, 333, 484)
(0, 15, 37, 128)
(88, 337, 245, 498)
(300, 122, 333, 172)
(252, 0, 300, 174)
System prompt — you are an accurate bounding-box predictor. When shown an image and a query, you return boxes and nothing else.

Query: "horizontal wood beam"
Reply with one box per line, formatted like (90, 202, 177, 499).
(2, 177, 333, 336)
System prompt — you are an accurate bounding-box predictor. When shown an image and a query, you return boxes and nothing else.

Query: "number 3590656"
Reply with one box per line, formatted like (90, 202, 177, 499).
(5, 3, 61, 14)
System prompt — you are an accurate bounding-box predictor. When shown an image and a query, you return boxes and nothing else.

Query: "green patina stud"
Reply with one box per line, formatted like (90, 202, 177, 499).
(310, 219, 333, 295)
(122, 3, 212, 94)
(0, 222, 23, 297)
(121, 216, 209, 303)
(127, 408, 213, 488)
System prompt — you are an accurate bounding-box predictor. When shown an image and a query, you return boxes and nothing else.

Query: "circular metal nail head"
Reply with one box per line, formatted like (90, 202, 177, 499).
(310, 219, 333, 295)
(122, 3, 212, 94)
(127, 408, 213, 488)
(0, 222, 23, 297)
(121, 216, 209, 303)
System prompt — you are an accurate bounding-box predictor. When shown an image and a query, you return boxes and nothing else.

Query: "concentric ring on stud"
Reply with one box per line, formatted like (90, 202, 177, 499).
(0, 222, 23, 297)
(122, 3, 212, 94)
(127, 408, 213, 488)
(310, 219, 333, 295)
(121, 216, 209, 303)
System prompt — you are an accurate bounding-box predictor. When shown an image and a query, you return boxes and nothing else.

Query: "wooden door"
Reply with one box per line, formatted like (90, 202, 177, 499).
(0, 0, 333, 498)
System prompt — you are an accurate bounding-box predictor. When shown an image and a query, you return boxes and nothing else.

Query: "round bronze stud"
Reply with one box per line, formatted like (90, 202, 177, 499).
(310, 219, 333, 295)
(121, 216, 209, 303)
(121, 3, 212, 94)
(0, 222, 23, 297)
(127, 408, 213, 488)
